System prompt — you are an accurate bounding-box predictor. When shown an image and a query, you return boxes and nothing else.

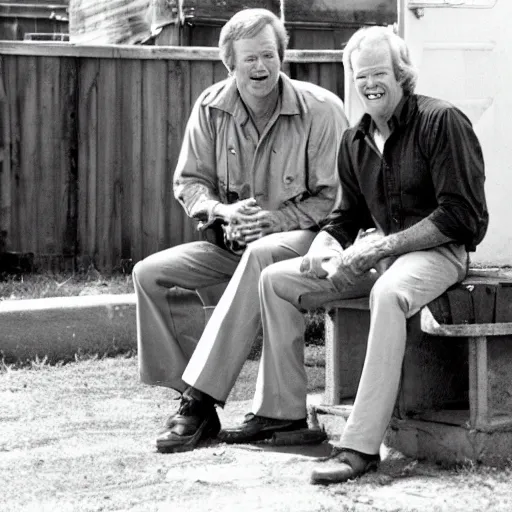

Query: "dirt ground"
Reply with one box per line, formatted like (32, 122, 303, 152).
(2, 356, 512, 512)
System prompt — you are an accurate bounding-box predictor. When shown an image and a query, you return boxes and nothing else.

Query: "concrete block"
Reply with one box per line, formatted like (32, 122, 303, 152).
(0, 294, 137, 364)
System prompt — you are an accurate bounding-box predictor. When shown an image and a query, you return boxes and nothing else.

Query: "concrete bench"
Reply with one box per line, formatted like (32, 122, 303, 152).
(302, 270, 512, 465)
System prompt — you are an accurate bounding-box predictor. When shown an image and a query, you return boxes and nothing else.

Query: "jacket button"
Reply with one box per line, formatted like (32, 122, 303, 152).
(284, 176, 294, 184)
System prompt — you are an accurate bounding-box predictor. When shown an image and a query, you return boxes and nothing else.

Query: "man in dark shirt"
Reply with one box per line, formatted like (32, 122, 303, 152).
(218, 26, 488, 484)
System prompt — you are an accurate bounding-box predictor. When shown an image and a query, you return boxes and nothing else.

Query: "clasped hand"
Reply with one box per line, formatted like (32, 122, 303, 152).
(300, 230, 387, 288)
(220, 198, 284, 247)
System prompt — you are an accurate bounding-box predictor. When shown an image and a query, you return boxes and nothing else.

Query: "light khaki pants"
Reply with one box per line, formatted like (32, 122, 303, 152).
(252, 244, 468, 455)
(132, 230, 316, 399)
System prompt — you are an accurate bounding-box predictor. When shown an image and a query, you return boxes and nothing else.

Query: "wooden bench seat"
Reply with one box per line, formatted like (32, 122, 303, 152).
(303, 269, 512, 464)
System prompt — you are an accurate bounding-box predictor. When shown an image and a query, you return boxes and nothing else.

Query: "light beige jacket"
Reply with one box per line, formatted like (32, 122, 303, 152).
(173, 72, 348, 232)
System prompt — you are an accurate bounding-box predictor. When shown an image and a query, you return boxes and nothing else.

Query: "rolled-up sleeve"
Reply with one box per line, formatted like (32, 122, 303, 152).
(426, 107, 489, 251)
(275, 97, 348, 230)
(173, 92, 220, 227)
(321, 131, 375, 247)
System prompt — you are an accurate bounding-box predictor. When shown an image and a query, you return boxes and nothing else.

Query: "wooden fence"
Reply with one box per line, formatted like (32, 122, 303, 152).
(0, 43, 344, 271)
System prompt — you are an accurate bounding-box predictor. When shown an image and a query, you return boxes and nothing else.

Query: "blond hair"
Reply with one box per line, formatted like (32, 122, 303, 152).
(343, 26, 418, 94)
(219, 9, 288, 72)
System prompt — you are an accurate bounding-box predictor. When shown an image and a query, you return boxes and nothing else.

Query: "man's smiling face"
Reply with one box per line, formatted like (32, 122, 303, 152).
(232, 23, 281, 102)
(351, 43, 404, 125)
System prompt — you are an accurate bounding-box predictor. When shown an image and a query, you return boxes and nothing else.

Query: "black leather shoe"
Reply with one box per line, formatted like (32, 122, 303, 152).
(218, 413, 308, 444)
(310, 448, 380, 485)
(156, 391, 220, 453)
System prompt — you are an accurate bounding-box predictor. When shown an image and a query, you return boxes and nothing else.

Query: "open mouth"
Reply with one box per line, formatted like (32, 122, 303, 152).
(251, 76, 268, 82)
(366, 93, 384, 100)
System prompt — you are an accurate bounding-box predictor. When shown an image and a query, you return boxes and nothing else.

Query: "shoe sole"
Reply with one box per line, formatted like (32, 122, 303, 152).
(271, 428, 327, 446)
(156, 416, 220, 454)
(220, 421, 308, 444)
(310, 460, 379, 485)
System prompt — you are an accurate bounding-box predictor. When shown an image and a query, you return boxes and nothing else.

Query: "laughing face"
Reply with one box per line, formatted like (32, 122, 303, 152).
(351, 43, 404, 125)
(232, 24, 281, 103)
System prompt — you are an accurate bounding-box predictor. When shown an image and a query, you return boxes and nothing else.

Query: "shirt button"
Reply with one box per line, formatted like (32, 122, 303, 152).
(284, 176, 294, 184)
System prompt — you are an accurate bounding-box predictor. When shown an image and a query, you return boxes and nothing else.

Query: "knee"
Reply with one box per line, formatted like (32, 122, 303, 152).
(260, 263, 280, 288)
(370, 277, 409, 314)
(241, 237, 276, 268)
(260, 262, 297, 304)
(132, 259, 152, 289)
(132, 257, 165, 290)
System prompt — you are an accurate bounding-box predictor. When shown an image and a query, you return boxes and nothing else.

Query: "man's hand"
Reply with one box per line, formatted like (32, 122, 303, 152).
(223, 210, 287, 247)
(299, 231, 344, 278)
(214, 198, 261, 224)
(300, 229, 389, 290)
(300, 249, 340, 279)
(322, 252, 362, 288)
(231, 210, 286, 244)
(339, 232, 387, 276)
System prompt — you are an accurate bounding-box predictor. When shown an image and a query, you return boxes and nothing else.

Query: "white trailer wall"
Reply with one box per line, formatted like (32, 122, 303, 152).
(401, 0, 511, 266)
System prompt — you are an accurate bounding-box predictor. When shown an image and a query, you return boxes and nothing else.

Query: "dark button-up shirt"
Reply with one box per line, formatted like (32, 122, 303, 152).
(323, 94, 488, 252)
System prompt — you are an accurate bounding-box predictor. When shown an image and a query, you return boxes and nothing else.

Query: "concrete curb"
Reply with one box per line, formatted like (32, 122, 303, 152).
(0, 294, 137, 364)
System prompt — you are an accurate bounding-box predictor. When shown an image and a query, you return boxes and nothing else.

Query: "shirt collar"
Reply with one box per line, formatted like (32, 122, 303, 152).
(206, 71, 301, 125)
(354, 93, 418, 140)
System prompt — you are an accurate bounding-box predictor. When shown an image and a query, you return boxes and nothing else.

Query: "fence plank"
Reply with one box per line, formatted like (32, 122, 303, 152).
(59, 57, 79, 271)
(166, 59, 186, 250)
(180, 60, 218, 244)
(77, 58, 99, 266)
(120, 59, 143, 265)
(318, 62, 339, 97)
(213, 60, 228, 84)
(141, 59, 168, 257)
(18, 55, 38, 253)
(39, 56, 63, 264)
(96, 58, 120, 271)
(166, 59, 199, 249)
(0, 56, 13, 250)
(7, 54, 20, 252)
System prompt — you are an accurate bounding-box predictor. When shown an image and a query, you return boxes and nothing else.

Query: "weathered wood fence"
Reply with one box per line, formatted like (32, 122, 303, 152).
(0, 43, 344, 271)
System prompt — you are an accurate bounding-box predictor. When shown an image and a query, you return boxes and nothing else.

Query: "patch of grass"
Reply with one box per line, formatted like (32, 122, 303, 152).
(248, 309, 326, 361)
(229, 345, 325, 402)
(0, 268, 134, 300)
(304, 308, 325, 346)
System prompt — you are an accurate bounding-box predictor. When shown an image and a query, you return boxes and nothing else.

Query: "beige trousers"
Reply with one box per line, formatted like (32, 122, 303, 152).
(252, 244, 468, 455)
(132, 230, 316, 399)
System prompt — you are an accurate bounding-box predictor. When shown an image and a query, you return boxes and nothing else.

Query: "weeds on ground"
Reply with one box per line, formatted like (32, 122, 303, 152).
(0, 349, 138, 374)
(305, 308, 325, 346)
(0, 266, 134, 300)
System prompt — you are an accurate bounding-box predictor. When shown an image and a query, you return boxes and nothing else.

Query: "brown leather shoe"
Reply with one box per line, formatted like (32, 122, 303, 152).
(310, 448, 380, 485)
(218, 413, 308, 444)
(156, 390, 220, 453)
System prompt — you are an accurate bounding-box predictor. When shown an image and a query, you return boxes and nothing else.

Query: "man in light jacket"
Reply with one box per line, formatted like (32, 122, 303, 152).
(132, 8, 348, 453)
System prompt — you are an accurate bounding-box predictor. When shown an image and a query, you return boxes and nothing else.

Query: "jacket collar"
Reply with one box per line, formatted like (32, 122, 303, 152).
(206, 72, 301, 125)
(354, 93, 418, 141)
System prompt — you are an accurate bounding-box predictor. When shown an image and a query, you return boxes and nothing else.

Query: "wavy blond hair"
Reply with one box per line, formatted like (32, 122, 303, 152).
(343, 26, 418, 95)
(219, 8, 288, 72)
